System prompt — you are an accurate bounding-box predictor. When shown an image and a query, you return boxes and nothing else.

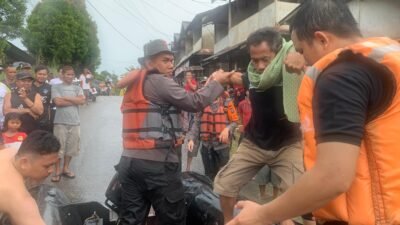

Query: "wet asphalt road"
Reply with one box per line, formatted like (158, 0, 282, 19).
(47, 96, 264, 206)
(47, 96, 124, 203)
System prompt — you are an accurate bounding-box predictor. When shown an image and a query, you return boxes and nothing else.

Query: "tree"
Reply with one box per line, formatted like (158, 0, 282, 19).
(0, 0, 27, 62)
(97, 70, 118, 83)
(22, 0, 100, 69)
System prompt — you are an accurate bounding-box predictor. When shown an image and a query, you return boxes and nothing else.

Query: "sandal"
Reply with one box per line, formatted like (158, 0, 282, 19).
(51, 174, 61, 182)
(62, 171, 75, 179)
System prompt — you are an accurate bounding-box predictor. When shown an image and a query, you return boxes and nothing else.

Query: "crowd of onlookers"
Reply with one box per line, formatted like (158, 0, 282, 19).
(0, 63, 106, 182)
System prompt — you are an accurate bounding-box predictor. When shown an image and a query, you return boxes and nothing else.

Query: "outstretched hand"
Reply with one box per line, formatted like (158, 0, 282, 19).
(210, 69, 235, 85)
(226, 201, 272, 225)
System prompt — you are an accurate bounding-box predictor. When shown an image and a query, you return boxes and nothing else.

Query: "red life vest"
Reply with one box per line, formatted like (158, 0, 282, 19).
(121, 69, 182, 150)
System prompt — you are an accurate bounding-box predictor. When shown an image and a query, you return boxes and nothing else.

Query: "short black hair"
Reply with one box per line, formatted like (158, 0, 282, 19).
(246, 28, 282, 54)
(17, 130, 61, 156)
(290, 0, 361, 43)
(34, 65, 49, 74)
(62, 65, 74, 74)
(3, 113, 22, 132)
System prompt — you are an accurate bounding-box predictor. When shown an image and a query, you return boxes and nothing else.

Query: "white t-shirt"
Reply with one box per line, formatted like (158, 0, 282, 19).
(0, 83, 10, 128)
(79, 74, 90, 90)
(49, 77, 63, 85)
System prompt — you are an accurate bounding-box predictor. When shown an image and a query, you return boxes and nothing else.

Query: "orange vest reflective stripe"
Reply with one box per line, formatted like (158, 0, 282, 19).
(298, 37, 400, 225)
(121, 69, 182, 150)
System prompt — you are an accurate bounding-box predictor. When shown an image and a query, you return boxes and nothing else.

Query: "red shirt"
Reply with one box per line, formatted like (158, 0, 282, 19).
(2, 132, 27, 144)
(184, 79, 197, 92)
(238, 99, 252, 128)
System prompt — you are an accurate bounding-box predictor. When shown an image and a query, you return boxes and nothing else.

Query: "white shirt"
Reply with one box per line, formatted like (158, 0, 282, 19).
(0, 83, 10, 128)
(79, 74, 90, 90)
(49, 77, 63, 85)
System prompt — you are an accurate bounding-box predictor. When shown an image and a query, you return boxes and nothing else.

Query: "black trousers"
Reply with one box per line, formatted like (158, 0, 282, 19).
(118, 157, 186, 225)
(200, 145, 230, 181)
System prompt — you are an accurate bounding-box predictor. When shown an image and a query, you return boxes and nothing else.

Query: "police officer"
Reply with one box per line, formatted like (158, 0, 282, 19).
(118, 39, 232, 225)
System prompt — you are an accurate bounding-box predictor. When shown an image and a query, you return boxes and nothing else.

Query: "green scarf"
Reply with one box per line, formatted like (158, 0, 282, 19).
(247, 39, 302, 122)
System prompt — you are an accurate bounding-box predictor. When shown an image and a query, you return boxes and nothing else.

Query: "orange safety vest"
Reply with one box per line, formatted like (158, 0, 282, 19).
(298, 37, 400, 225)
(121, 69, 182, 150)
(200, 99, 238, 140)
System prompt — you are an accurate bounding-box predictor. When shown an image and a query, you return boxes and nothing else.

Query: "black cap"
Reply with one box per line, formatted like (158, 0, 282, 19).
(16, 71, 34, 80)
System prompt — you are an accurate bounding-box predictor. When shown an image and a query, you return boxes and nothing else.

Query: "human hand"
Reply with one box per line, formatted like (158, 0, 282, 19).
(226, 201, 272, 225)
(18, 88, 28, 99)
(229, 72, 243, 85)
(284, 52, 306, 75)
(238, 125, 245, 133)
(219, 127, 230, 144)
(212, 69, 234, 85)
(187, 140, 194, 152)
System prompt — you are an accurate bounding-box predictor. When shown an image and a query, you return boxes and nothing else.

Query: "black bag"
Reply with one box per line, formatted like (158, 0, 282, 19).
(104, 171, 224, 225)
(104, 172, 121, 214)
(59, 202, 110, 225)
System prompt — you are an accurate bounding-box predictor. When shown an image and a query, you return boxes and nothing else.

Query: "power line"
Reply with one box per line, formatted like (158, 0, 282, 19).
(86, 0, 141, 50)
(191, 0, 213, 5)
(140, 0, 181, 24)
(116, 0, 171, 39)
(165, 0, 196, 15)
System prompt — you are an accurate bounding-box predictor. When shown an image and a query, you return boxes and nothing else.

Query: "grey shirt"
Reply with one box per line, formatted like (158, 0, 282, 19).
(143, 74, 224, 112)
(122, 73, 225, 162)
(51, 83, 83, 125)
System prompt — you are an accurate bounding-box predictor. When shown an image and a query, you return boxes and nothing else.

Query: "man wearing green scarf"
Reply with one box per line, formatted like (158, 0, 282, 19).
(213, 28, 313, 225)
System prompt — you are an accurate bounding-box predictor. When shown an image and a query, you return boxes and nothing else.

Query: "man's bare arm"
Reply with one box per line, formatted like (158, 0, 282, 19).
(228, 142, 359, 225)
(116, 70, 143, 89)
(53, 97, 74, 107)
(62, 95, 86, 105)
(25, 94, 44, 116)
(3, 93, 30, 115)
(9, 194, 46, 225)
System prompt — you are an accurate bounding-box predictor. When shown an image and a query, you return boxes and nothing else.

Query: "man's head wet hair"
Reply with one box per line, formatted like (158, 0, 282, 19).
(17, 130, 61, 157)
(247, 28, 283, 54)
(34, 65, 49, 74)
(290, 0, 361, 43)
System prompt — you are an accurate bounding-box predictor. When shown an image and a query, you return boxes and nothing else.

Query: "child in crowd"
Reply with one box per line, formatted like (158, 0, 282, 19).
(2, 113, 27, 149)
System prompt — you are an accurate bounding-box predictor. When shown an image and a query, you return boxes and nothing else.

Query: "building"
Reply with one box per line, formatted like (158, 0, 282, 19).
(1, 41, 35, 67)
(173, 0, 400, 79)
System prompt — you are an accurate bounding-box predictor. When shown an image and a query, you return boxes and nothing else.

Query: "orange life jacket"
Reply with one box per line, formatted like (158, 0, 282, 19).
(121, 69, 182, 150)
(298, 37, 400, 225)
(200, 99, 238, 140)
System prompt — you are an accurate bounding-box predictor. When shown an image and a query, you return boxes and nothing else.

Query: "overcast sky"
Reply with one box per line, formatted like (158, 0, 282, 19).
(11, 0, 225, 75)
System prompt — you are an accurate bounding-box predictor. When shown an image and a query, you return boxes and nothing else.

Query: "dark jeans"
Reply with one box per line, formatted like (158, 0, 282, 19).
(118, 157, 186, 225)
(200, 145, 229, 181)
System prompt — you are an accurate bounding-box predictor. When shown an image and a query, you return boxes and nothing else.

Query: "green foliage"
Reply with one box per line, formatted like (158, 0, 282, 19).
(0, 0, 27, 63)
(0, 0, 27, 39)
(23, 0, 100, 70)
(96, 70, 118, 83)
